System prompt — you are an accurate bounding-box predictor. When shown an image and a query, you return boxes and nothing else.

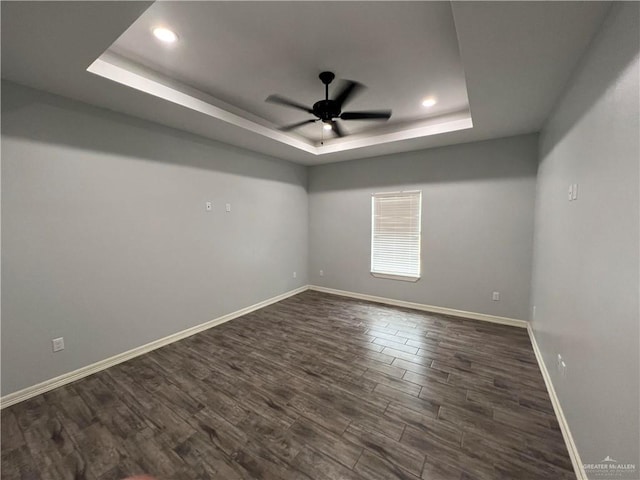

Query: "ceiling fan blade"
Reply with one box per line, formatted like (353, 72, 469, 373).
(279, 119, 317, 131)
(340, 110, 392, 120)
(330, 120, 345, 137)
(266, 95, 313, 113)
(332, 80, 364, 109)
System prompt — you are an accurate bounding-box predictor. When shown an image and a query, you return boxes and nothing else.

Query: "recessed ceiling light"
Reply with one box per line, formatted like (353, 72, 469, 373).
(422, 98, 437, 108)
(153, 27, 178, 43)
(323, 123, 332, 131)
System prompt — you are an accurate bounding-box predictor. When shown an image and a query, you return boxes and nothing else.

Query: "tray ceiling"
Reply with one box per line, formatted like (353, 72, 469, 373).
(93, 1, 472, 154)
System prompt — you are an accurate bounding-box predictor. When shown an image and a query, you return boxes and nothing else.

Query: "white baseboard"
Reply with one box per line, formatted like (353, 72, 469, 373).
(308, 285, 528, 328)
(0, 285, 309, 409)
(527, 323, 585, 480)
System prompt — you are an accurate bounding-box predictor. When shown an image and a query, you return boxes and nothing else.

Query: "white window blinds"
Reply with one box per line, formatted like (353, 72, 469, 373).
(371, 190, 422, 280)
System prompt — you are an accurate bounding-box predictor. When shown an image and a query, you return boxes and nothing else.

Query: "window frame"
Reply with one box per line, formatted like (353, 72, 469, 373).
(370, 190, 422, 283)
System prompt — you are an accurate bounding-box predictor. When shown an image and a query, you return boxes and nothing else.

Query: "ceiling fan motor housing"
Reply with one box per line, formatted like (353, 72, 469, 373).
(313, 100, 341, 122)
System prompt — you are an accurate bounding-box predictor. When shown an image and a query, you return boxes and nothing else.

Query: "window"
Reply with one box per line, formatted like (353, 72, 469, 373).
(371, 190, 422, 282)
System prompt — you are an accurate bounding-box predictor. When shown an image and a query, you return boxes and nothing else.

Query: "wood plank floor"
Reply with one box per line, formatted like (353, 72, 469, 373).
(1, 291, 574, 480)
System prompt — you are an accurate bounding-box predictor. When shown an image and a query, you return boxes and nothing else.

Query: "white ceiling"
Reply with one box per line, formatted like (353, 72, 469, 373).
(109, 2, 470, 142)
(1, 1, 611, 165)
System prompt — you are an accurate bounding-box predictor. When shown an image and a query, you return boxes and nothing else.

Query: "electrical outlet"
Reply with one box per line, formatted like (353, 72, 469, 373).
(572, 183, 578, 200)
(492, 291, 500, 301)
(225, 203, 231, 212)
(293, 271, 297, 279)
(52, 337, 65, 352)
(205, 201, 212, 211)
(319, 270, 324, 277)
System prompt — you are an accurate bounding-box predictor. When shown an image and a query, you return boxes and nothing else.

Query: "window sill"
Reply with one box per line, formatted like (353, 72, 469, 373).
(371, 272, 420, 283)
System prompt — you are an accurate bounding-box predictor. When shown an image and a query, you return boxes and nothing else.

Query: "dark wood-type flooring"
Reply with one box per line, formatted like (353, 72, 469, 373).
(1, 291, 574, 480)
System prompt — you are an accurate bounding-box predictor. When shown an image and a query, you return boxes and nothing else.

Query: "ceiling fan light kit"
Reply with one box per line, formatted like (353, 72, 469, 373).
(266, 71, 392, 138)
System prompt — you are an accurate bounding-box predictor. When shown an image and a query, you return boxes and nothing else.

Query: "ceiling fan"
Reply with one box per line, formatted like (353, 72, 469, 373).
(266, 71, 392, 137)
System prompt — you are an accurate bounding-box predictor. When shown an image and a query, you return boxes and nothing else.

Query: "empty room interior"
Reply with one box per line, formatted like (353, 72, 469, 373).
(1, 1, 639, 480)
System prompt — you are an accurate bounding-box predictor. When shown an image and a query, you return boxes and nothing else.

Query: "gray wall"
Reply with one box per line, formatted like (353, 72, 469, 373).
(531, 2, 639, 473)
(309, 134, 538, 320)
(1, 81, 308, 396)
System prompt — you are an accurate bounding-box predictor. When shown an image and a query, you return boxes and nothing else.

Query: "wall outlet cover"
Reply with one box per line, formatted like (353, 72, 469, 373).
(52, 337, 65, 352)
